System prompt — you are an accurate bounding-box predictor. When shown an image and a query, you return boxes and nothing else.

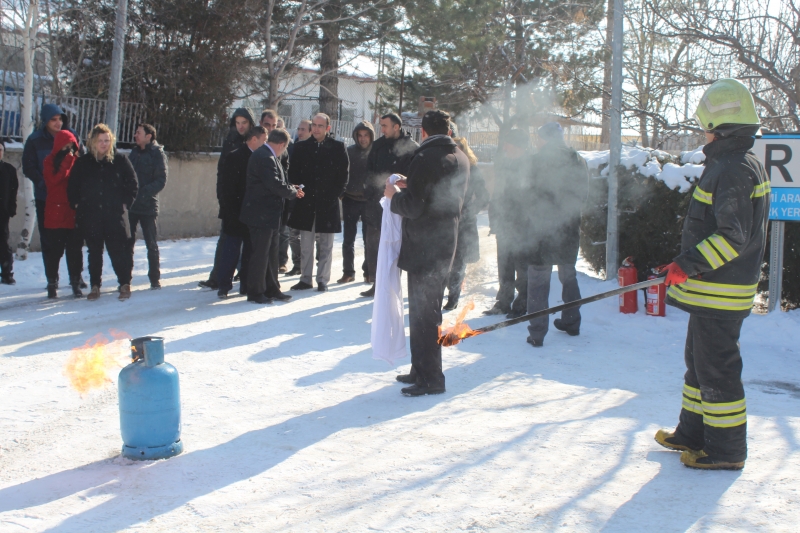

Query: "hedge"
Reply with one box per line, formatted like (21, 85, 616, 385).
(579, 153, 799, 309)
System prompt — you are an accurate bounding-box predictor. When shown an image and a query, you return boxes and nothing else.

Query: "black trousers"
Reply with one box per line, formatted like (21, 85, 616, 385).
(365, 222, 380, 281)
(495, 233, 527, 312)
(675, 314, 747, 463)
(42, 227, 83, 284)
(85, 231, 133, 287)
(247, 226, 280, 297)
(35, 200, 51, 275)
(128, 213, 160, 284)
(407, 269, 449, 388)
(207, 222, 225, 283)
(0, 215, 12, 276)
(446, 250, 468, 300)
(278, 223, 289, 267)
(216, 230, 251, 293)
(342, 196, 368, 277)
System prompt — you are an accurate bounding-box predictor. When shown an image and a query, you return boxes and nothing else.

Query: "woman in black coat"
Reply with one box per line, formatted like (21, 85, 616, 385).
(67, 124, 138, 301)
(444, 137, 490, 310)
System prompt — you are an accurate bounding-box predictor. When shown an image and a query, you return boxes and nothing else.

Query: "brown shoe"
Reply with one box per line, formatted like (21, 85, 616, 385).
(337, 275, 355, 284)
(87, 285, 101, 301)
(279, 264, 288, 273)
(118, 284, 131, 301)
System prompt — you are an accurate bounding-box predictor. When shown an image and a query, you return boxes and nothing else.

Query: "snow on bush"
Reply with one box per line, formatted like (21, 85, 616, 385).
(578, 145, 707, 193)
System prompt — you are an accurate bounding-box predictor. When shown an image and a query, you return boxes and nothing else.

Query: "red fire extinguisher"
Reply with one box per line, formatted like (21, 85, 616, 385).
(618, 256, 638, 314)
(646, 269, 667, 317)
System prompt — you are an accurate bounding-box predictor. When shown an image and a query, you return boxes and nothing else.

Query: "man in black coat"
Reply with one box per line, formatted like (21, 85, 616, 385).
(260, 109, 295, 274)
(338, 121, 375, 284)
(128, 124, 168, 289)
(386, 110, 469, 396)
(215, 127, 267, 298)
(485, 131, 532, 318)
(362, 113, 418, 297)
(286, 113, 349, 292)
(199, 107, 255, 289)
(240, 129, 303, 304)
(521, 122, 589, 347)
(22, 103, 82, 279)
(0, 141, 19, 284)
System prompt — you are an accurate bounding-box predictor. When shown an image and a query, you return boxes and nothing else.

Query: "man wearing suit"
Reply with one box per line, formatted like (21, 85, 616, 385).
(385, 110, 470, 396)
(215, 126, 267, 298)
(240, 129, 303, 304)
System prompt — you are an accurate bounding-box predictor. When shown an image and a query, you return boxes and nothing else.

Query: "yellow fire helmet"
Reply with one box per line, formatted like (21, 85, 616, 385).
(694, 78, 760, 133)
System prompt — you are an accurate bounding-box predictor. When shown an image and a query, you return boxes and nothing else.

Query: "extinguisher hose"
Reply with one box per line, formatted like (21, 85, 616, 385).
(473, 275, 666, 336)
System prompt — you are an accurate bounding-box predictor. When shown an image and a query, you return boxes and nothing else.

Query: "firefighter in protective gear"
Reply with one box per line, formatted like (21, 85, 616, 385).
(655, 79, 769, 470)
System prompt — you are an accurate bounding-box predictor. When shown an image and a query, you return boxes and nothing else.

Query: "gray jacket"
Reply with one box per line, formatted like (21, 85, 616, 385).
(129, 142, 168, 216)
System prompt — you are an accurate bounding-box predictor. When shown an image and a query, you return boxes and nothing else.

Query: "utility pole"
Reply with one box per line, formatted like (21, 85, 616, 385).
(106, 0, 128, 135)
(605, 0, 624, 280)
(16, 0, 39, 261)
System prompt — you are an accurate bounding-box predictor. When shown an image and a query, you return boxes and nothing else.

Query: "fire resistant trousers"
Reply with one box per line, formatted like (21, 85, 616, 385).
(674, 314, 747, 463)
(407, 269, 449, 389)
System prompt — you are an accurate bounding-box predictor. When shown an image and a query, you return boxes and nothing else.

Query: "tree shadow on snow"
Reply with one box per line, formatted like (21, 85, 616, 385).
(0, 384, 443, 532)
(599, 451, 740, 532)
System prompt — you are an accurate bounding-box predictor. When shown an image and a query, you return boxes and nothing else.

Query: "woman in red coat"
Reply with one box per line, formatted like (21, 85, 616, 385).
(43, 130, 84, 298)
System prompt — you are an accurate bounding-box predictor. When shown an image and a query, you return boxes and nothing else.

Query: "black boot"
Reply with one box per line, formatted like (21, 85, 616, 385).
(70, 277, 84, 298)
(47, 281, 58, 299)
(0, 273, 15, 285)
(443, 295, 459, 311)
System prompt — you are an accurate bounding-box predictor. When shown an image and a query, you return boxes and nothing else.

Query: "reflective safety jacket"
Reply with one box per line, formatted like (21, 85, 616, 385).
(667, 136, 770, 318)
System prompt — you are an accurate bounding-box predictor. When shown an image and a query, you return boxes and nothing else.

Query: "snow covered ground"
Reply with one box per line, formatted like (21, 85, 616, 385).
(1, 215, 799, 532)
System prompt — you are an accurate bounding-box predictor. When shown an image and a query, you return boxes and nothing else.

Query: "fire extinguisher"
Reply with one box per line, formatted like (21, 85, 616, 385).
(646, 269, 667, 317)
(618, 256, 638, 314)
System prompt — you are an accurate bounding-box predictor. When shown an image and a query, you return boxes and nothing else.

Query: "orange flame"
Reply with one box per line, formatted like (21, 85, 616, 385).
(64, 331, 130, 396)
(438, 301, 482, 347)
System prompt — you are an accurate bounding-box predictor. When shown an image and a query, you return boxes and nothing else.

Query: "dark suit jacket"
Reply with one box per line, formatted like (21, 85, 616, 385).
(219, 146, 253, 237)
(239, 145, 297, 229)
(390, 135, 470, 274)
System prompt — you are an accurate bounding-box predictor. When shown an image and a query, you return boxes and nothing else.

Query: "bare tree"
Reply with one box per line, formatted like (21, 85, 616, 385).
(652, 0, 800, 132)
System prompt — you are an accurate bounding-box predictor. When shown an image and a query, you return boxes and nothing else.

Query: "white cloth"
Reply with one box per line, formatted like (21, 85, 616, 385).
(371, 174, 407, 365)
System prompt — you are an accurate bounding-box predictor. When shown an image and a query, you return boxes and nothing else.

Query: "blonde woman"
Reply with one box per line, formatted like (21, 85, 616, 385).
(67, 124, 138, 301)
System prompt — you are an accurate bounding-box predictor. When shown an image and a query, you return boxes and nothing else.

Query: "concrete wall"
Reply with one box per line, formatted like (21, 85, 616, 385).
(4, 147, 496, 252)
(5, 147, 222, 251)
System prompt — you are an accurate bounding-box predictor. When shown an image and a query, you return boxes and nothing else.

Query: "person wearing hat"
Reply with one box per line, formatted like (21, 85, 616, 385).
(654, 79, 769, 470)
(42, 130, 84, 298)
(519, 121, 589, 347)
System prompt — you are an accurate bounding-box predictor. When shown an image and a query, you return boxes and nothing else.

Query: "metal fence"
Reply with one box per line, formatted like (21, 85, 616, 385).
(1, 92, 146, 144)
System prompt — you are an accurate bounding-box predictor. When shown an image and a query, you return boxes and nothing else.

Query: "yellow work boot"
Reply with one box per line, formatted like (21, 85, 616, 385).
(654, 429, 698, 452)
(680, 449, 744, 471)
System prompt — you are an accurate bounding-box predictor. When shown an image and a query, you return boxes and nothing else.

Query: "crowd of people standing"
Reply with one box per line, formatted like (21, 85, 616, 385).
(1, 103, 592, 396)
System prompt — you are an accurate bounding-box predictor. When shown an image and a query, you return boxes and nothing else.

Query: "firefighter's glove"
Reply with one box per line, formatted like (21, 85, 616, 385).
(661, 262, 688, 287)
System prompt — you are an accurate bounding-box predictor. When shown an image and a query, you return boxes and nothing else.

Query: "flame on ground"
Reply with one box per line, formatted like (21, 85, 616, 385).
(64, 331, 130, 396)
(438, 301, 482, 347)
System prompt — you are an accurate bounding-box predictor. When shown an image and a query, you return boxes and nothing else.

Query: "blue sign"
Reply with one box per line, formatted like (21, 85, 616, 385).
(770, 189, 800, 221)
(754, 134, 800, 221)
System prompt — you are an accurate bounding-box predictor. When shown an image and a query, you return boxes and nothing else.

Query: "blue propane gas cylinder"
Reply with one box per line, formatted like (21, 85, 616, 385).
(118, 336, 183, 460)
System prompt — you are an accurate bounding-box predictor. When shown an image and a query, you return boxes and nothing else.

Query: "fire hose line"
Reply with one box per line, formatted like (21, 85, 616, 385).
(438, 276, 667, 347)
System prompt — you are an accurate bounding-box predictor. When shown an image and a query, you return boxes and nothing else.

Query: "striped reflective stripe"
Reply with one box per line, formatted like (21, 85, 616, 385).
(703, 399, 746, 428)
(682, 384, 703, 415)
(751, 182, 771, 198)
(668, 285, 755, 311)
(693, 187, 713, 204)
(697, 240, 724, 268)
(708, 234, 739, 262)
(680, 279, 757, 297)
